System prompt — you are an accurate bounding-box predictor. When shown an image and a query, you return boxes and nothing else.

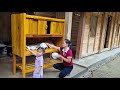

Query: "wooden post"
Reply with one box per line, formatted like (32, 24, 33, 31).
(21, 13, 27, 78)
(22, 56, 26, 78)
(12, 54, 16, 74)
(75, 13, 85, 59)
(65, 12, 73, 40)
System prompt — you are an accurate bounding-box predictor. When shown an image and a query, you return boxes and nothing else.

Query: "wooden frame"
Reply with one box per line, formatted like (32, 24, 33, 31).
(75, 12, 84, 59)
(99, 12, 116, 52)
(11, 13, 65, 78)
(111, 12, 120, 49)
(76, 12, 103, 58)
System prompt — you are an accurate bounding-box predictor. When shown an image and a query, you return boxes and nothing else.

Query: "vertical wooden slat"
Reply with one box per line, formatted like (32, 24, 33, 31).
(20, 13, 26, 78)
(38, 20, 47, 34)
(50, 22, 57, 34)
(81, 12, 91, 57)
(17, 14, 21, 55)
(11, 14, 17, 74)
(99, 12, 116, 52)
(57, 22, 64, 35)
(75, 12, 84, 59)
(94, 13, 103, 53)
(26, 19, 29, 34)
(33, 19, 38, 34)
(29, 19, 32, 34)
(108, 13, 116, 49)
(22, 56, 26, 78)
(12, 54, 16, 74)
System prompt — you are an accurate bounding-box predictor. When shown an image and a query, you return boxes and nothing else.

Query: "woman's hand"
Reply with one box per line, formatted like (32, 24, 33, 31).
(45, 43, 51, 48)
(45, 43, 60, 50)
(56, 54, 72, 63)
(45, 43, 50, 46)
(56, 54, 62, 59)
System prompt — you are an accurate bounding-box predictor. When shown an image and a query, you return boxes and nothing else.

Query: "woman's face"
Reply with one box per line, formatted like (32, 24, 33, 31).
(62, 40, 67, 48)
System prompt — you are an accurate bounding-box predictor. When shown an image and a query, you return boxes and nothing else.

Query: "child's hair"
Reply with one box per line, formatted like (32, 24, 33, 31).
(65, 39, 72, 50)
(37, 47, 45, 54)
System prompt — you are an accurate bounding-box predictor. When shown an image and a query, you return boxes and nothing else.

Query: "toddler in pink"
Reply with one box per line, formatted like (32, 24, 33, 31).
(27, 47, 45, 78)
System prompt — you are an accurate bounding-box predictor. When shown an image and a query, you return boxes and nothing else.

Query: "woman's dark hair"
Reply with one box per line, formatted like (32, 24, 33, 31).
(37, 47, 45, 53)
(65, 39, 72, 50)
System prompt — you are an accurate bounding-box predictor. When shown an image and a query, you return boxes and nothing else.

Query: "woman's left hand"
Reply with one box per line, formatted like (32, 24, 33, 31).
(56, 54, 62, 59)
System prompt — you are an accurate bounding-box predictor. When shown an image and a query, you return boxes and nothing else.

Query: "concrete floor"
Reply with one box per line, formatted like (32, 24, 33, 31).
(74, 48, 120, 68)
(1, 47, 120, 78)
(0, 56, 85, 78)
(91, 55, 120, 78)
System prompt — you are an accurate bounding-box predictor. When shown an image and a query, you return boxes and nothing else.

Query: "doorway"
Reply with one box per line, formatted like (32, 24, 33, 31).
(71, 12, 81, 58)
(104, 16, 112, 48)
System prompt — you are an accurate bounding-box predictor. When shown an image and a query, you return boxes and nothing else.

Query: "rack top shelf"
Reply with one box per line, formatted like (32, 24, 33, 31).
(26, 34, 63, 38)
(26, 48, 58, 56)
(26, 14, 65, 22)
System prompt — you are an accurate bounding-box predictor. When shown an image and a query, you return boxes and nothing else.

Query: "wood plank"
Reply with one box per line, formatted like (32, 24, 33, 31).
(20, 13, 27, 78)
(26, 19, 29, 34)
(50, 22, 57, 34)
(12, 54, 16, 74)
(26, 48, 58, 56)
(75, 13, 84, 59)
(26, 34, 63, 37)
(17, 14, 21, 56)
(26, 14, 65, 22)
(57, 22, 64, 35)
(33, 19, 38, 34)
(16, 59, 60, 73)
(38, 20, 47, 34)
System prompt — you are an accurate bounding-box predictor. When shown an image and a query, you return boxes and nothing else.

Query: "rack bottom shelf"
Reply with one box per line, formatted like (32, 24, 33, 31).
(16, 59, 60, 73)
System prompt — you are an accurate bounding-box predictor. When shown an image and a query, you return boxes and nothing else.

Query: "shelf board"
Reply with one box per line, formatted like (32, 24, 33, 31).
(16, 59, 60, 73)
(26, 48, 58, 56)
(26, 14, 65, 22)
(26, 34, 63, 38)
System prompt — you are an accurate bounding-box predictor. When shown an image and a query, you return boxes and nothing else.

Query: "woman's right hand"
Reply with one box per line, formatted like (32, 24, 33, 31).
(45, 43, 51, 47)
(45, 42, 60, 50)
(26, 46, 30, 51)
(45, 43, 50, 46)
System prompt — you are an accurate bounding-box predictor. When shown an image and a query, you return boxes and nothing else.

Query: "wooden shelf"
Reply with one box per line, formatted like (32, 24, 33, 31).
(26, 34, 63, 38)
(26, 14, 65, 22)
(26, 48, 58, 56)
(11, 13, 65, 78)
(16, 59, 60, 73)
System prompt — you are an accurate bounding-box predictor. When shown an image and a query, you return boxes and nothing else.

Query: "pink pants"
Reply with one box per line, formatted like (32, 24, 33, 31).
(33, 71, 43, 78)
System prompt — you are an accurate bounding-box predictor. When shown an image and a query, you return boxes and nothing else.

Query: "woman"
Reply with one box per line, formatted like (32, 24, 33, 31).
(46, 39, 73, 78)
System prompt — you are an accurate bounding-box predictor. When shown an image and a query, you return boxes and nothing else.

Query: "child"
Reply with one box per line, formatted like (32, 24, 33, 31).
(26, 46, 45, 78)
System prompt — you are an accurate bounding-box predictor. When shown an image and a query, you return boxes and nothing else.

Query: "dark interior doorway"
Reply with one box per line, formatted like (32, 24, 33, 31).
(104, 16, 112, 48)
(71, 12, 81, 58)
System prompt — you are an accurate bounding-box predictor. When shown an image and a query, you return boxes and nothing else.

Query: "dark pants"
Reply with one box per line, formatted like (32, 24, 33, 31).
(53, 63, 73, 78)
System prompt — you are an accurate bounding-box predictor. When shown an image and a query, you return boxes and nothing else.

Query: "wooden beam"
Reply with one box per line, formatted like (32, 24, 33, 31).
(26, 14, 65, 22)
(12, 54, 16, 74)
(75, 13, 85, 59)
(65, 12, 73, 40)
